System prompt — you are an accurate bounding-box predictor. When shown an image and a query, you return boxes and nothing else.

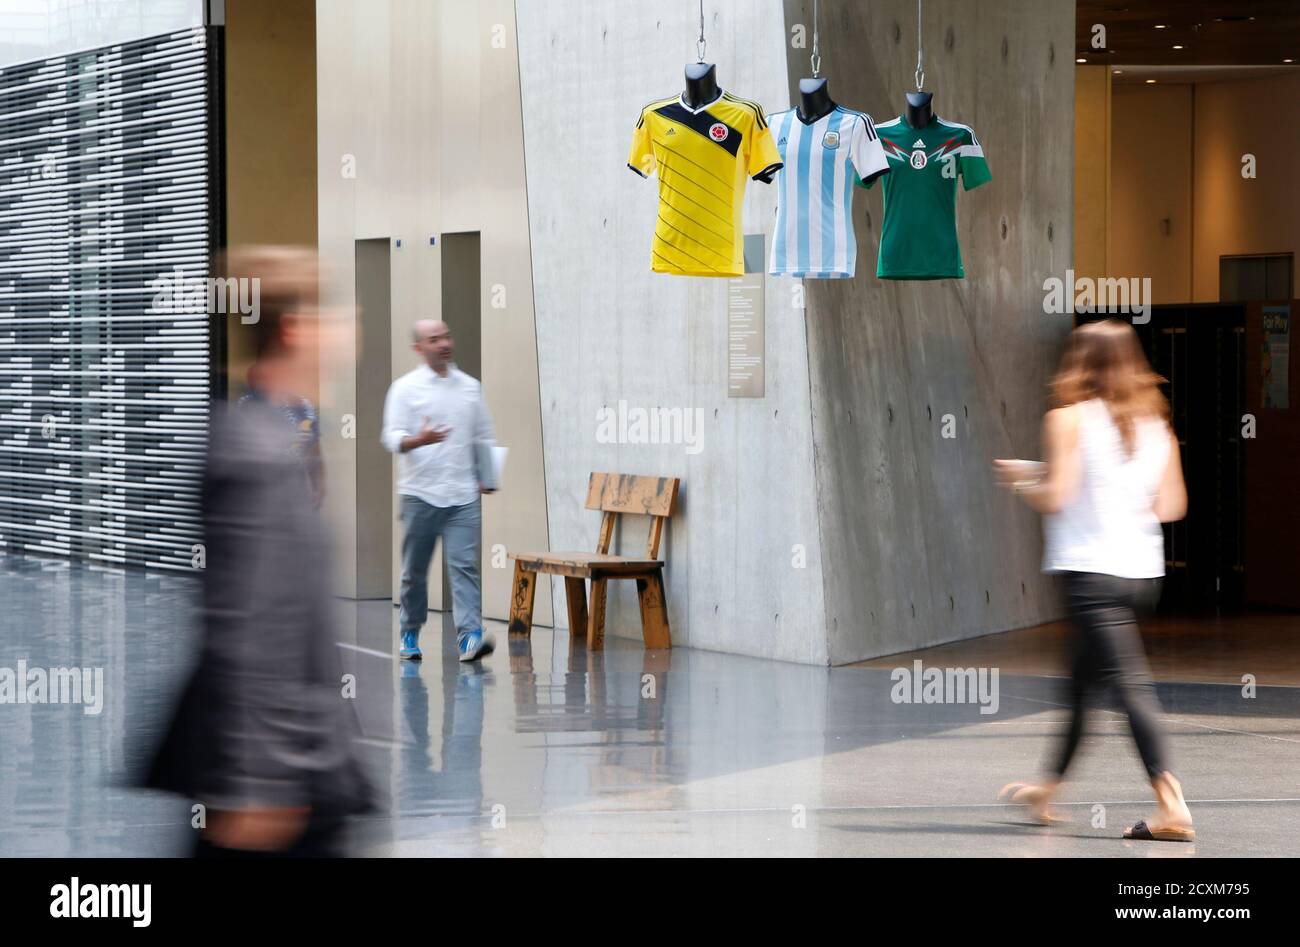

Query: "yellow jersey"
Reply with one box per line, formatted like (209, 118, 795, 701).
(628, 91, 782, 277)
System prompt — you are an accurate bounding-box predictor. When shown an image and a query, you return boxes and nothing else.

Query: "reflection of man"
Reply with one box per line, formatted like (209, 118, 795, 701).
(381, 320, 497, 663)
(144, 246, 373, 856)
(238, 362, 325, 507)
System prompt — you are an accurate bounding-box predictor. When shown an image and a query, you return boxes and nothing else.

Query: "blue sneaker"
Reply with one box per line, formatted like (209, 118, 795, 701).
(457, 628, 495, 663)
(399, 630, 422, 661)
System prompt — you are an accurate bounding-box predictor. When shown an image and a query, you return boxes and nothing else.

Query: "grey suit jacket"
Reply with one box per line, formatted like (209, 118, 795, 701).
(144, 401, 373, 817)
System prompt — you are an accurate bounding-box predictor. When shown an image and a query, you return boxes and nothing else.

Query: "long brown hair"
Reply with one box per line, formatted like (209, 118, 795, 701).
(1050, 319, 1170, 455)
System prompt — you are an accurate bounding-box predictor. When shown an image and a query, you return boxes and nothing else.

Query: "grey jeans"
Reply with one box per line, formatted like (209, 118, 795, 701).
(399, 495, 481, 642)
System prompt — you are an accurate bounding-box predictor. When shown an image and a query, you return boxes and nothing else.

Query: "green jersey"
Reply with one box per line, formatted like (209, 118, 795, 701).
(858, 114, 990, 280)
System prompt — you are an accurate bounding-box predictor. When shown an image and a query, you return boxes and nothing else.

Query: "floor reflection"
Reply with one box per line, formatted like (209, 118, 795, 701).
(1, 556, 1297, 857)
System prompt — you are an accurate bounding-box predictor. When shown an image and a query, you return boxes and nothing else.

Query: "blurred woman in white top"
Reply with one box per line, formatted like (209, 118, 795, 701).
(994, 319, 1194, 842)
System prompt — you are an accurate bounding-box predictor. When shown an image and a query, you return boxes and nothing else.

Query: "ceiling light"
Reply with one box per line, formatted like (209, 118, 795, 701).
(1076, 57, 1087, 63)
(1172, 45, 1184, 49)
(1145, 79, 1157, 84)
(1285, 59, 1295, 64)
(1113, 69, 1123, 74)
(1154, 24, 1167, 29)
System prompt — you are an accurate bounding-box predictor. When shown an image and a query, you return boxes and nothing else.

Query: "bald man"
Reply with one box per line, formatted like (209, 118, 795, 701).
(381, 320, 497, 662)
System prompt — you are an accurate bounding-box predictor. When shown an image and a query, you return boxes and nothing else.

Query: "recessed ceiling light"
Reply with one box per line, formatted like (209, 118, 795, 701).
(1154, 24, 1167, 29)
(1172, 45, 1184, 50)
(1286, 59, 1295, 64)
(1113, 69, 1124, 74)
(1145, 79, 1157, 84)
(1076, 57, 1087, 63)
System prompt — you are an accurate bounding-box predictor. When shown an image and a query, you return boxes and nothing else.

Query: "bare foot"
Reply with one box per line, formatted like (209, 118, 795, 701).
(1125, 772, 1194, 840)
(999, 780, 1067, 824)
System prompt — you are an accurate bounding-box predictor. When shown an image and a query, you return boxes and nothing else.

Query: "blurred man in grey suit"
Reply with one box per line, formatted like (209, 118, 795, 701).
(144, 247, 373, 856)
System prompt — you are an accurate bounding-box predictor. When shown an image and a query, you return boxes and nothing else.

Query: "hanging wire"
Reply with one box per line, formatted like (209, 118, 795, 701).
(696, 0, 707, 62)
(915, 0, 925, 90)
(811, 0, 821, 77)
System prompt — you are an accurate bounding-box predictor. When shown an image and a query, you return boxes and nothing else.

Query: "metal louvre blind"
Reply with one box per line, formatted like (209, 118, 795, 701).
(0, 28, 217, 571)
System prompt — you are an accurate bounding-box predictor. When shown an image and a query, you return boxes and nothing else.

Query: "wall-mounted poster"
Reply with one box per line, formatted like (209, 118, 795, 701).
(1262, 305, 1290, 409)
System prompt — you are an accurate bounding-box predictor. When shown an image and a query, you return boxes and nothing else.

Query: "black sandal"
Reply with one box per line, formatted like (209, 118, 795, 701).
(1124, 819, 1195, 842)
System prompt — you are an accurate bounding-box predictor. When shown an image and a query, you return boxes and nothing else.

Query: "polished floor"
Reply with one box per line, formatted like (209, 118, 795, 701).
(857, 612, 1300, 686)
(1, 555, 1297, 857)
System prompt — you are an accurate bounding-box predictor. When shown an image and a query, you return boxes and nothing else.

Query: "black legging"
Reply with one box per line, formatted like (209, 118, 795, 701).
(1053, 571, 1170, 781)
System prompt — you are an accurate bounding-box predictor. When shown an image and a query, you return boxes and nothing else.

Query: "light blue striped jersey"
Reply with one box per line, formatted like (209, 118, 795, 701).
(768, 105, 889, 278)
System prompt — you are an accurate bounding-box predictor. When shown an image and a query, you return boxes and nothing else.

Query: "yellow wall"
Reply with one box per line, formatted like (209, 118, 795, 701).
(1192, 72, 1300, 301)
(1094, 71, 1300, 304)
(1073, 66, 1110, 282)
(1111, 85, 1193, 304)
(222, 0, 319, 397)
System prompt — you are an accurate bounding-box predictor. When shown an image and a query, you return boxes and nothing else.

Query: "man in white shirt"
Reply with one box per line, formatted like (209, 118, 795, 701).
(381, 320, 497, 662)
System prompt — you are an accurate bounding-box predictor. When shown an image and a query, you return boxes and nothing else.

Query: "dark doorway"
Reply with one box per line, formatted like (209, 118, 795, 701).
(1080, 305, 1246, 613)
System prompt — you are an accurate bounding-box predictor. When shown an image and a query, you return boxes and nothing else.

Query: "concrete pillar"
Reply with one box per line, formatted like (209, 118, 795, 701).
(782, 0, 1076, 662)
(516, 0, 829, 664)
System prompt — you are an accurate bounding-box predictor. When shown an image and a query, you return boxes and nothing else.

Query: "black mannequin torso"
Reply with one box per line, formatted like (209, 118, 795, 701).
(906, 90, 934, 128)
(797, 78, 888, 186)
(797, 77, 836, 123)
(682, 62, 779, 184)
(684, 62, 720, 109)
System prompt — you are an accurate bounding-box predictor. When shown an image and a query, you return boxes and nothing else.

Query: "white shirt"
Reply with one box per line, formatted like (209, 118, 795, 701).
(1043, 398, 1170, 579)
(381, 363, 496, 508)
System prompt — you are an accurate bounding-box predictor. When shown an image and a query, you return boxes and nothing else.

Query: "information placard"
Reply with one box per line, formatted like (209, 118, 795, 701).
(727, 234, 765, 398)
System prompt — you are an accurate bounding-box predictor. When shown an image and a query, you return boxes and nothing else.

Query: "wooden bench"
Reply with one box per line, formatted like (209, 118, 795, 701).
(508, 472, 680, 650)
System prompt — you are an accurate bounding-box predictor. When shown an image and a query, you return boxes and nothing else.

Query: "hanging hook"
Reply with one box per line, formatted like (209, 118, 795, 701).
(915, 0, 924, 90)
(811, 0, 821, 77)
(697, 0, 707, 62)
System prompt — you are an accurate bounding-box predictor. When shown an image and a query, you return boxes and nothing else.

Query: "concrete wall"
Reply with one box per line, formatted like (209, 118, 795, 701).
(782, 0, 1076, 663)
(516, 0, 829, 664)
(315, 0, 552, 624)
(516, 0, 1075, 665)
